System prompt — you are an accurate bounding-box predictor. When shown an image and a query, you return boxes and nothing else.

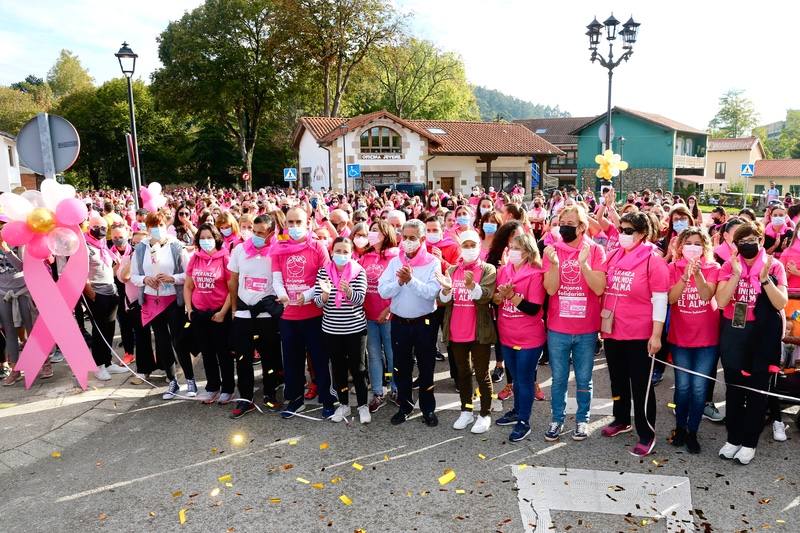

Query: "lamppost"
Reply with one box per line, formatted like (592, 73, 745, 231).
(339, 123, 348, 195)
(115, 42, 142, 201)
(586, 15, 640, 156)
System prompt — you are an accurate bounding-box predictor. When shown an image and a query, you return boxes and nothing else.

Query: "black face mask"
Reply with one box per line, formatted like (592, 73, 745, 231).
(90, 227, 107, 239)
(559, 225, 578, 243)
(737, 242, 759, 259)
(112, 237, 127, 248)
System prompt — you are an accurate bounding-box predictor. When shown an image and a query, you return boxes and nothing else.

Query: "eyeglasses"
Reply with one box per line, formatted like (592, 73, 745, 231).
(178, 212, 190, 217)
(619, 227, 637, 235)
(354, 217, 367, 222)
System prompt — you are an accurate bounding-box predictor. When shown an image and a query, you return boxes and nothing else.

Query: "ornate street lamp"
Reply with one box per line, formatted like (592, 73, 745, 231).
(115, 42, 142, 201)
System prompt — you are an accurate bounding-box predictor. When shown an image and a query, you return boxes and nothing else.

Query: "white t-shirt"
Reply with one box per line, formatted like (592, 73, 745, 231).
(228, 244, 274, 319)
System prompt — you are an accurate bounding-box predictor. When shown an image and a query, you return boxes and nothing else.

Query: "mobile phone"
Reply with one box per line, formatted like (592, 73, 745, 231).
(732, 301, 748, 329)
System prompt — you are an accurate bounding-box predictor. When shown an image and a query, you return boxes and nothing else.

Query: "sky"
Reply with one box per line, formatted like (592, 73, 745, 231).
(1, 0, 797, 129)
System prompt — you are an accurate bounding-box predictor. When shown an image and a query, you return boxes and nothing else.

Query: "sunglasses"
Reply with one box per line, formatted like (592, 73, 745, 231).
(619, 227, 637, 235)
(354, 217, 367, 222)
(178, 212, 190, 216)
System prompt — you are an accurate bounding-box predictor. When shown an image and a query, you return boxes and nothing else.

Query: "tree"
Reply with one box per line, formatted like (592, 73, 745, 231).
(287, 0, 402, 117)
(0, 87, 41, 134)
(152, 0, 300, 183)
(47, 50, 93, 99)
(472, 86, 570, 121)
(10, 75, 54, 109)
(708, 89, 758, 138)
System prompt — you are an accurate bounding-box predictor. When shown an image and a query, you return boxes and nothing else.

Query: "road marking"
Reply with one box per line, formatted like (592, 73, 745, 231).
(56, 436, 302, 502)
(512, 466, 693, 533)
(322, 445, 407, 469)
(364, 436, 462, 466)
(783, 495, 800, 512)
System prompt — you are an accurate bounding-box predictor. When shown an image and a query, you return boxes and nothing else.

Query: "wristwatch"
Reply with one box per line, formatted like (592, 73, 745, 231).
(760, 278, 770, 286)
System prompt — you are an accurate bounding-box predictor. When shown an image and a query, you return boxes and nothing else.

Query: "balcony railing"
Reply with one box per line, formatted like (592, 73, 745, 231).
(674, 154, 706, 169)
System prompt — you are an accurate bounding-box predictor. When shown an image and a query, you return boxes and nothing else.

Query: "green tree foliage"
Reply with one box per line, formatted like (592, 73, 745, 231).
(472, 86, 570, 121)
(47, 50, 93, 99)
(708, 89, 758, 138)
(10, 75, 54, 110)
(0, 87, 42, 134)
(755, 110, 800, 159)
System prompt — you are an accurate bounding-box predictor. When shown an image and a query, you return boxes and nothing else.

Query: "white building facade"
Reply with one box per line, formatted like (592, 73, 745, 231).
(0, 132, 22, 193)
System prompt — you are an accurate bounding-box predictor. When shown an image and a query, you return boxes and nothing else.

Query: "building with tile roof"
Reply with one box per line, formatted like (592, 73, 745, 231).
(515, 116, 595, 187)
(751, 159, 800, 198)
(702, 137, 766, 193)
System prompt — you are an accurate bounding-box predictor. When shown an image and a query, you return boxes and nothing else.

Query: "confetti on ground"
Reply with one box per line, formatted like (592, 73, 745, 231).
(225, 483, 233, 488)
(331, 477, 342, 484)
(218, 474, 233, 484)
(0, 403, 17, 409)
(439, 469, 456, 485)
(172, 490, 183, 498)
(296, 477, 310, 484)
(667, 402, 676, 408)
(211, 448, 218, 454)
(352, 463, 364, 471)
(319, 442, 329, 450)
(456, 489, 466, 494)
(339, 495, 352, 506)
(281, 464, 294, 470)
(612, 396, 621, 401)
(312, 483, 325, 489)
(464, 403, 473, 409)
(289, 440, 298, 445)
(98, 513, 108, 521)
(269, 498, 281, 504)
(384, 372, 392, 377)
(178, 509, 187, 525)
(478, 454, 486, 460)
(519, 464, 528, 470)
(50, 451, 61, 458)
(210, 488, 220, 497)
(231, 434, 244, 445)
(384, 455, 389, 461)
(149, 512, 156, 518)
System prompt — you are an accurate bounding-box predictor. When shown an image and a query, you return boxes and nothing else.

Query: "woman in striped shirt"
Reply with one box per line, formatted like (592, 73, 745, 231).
(314, 237, 370, 424)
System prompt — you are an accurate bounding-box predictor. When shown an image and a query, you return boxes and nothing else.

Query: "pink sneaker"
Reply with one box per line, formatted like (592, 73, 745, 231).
(601, 422, 632, 438)
(497, 383, 513, 401)
(630, 439, 655, 457)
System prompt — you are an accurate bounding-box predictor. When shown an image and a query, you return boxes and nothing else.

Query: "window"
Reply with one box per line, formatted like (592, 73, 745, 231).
(675, 137, 684, 155)
(360, 127, 402, 153)
(754, 185, 765, 195)
(714, 161, 726, 179)
(685, 138, 693, 156)
(7, 147, 14, 167)
(481, 171, 524, 193)
(535, 128, 547, 134)
(426, 127, 446, 134)
(790, 185, 800, 196)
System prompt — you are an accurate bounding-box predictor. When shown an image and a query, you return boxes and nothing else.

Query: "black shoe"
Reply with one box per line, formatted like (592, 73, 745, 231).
(434, 351, 445, 362)
(412, 377, 420, 390)
(391, 410, 409, 425)
(490, 366, 504, 383)
(264, 396, 281, 412)
(651, 370, 664, 386)
(422, 412, 439, 427)
(685, 432, 701, 454)
(669, 427, 686, 447)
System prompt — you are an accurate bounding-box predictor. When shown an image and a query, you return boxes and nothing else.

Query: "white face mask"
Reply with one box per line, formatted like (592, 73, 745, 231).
(618, 233, 636, 250)
(353, 236, 369, 249)
(426, 231, 442, 244)
(461, 247, 479, 263)
(682, 244, 702, 261)
(402, 239, 420, 254)
(480, 207, 491, 216)
(240, 229, 253, 241)
(508, 249, 523, 266)
(367, 231, 382, 246)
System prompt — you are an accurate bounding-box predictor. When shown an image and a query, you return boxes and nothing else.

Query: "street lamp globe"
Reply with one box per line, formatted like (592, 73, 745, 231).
(586, 17, 602, 47)
(603, 14, 620, 40)
(115, 42, 138, 78)
(622, 17, 640, 46)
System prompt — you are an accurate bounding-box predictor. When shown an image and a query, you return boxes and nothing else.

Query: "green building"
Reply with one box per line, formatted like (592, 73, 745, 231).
(572, 107, 708, 192)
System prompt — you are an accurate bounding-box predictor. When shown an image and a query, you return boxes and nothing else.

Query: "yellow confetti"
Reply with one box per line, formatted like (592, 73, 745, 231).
(651, 460, 659, 466)
(319, 442, 329, 450)
(50, 451, 61, 458)
(438, 470, 456, 485)
(384, 372, 393, 377)
(777, 519, 786, 524)
(312, 483, 325, 489)
(184, 322, 191, 329)
(210, 488, 220, 497)
(267, 369, 274, 374)
(266, 402, 274, 408)
(339, 495, 353, 506)
(211, 447, 218, 454)
(352, 462, 363, 471)
(218, 474, 233, 484)
(269, 498, 281, 504)
(455, 489, 466, 494)
(149, 512, 156, 518)
(406, 491, 412, 497)
(464, 403, 474, 409)
(612, 396, 621, 401)
(331, 477, 342, 484)
(424, 319, 430, 325)
(513, 345, 521, 351)
(667, 402, 676, 409)
(178, 509, 187, 525)
(384, 455, 389, 461)
(225, 483, 233, 488)
(0, 403, 17, 409)
(491, 394, 498, 399)
(478, 454, 486, 460)
(172, 490, 183, 498)
(288, 439, 298, 445)
(519, 464, 529, 470)
(296, 477, 310, 484)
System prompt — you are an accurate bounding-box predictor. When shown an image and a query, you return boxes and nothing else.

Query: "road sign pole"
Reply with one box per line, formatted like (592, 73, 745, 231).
(36, 113, 57, 181)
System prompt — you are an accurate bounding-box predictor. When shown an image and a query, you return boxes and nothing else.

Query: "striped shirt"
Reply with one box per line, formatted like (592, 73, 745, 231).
(314, 267, 367, 334)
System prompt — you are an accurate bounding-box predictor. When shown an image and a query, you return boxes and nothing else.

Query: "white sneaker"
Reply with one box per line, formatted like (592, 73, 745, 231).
(453, 411, 475, 430)
(195, 390, 215, 402)
(94, 365, 111, 381)
(330, 405, 351, 422)
(719, 442, 742, 460)
(470, 415, 492, 434)
(218, 392, 233, 404)
(106, 363, 128, 374)
(772, 420, 788, 442)
(733, 446, 756, 465)
(358, 405, 371, 424)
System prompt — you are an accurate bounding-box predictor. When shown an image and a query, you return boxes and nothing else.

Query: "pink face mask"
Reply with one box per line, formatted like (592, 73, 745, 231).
(682, 244, 703, 261)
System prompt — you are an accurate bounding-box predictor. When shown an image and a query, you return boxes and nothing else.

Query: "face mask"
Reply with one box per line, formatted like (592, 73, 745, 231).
(559, 225, 578, 243)
(426, 232, 442, 244)
(220, 227, 233, 237)
(551, 226, 560, 237)
(288, 227, 306, 241)
(737, 242, 759, 259)
(682, 244, 702, 261)
(90, 227, 107, 239)
(150, 227, 163, 241)
(461, 247, 479, 263)
(358, 203, 366, 209)
(482, 222, 497, 235)
(333, 253, 351, 266)
(772, 216, 786, 227)
(353, 236, 369, 249)
(367, 231, 382, 246)
(673, 219, 689, 234)
(240, 229, 253, 241)
(252, 235, 266, 248)
(479, 207, 491, 216)
(456, 215, 471, 227)
(430, 201, 438, 207)
(508, 249, 523, 266)
(618, 233, 636, 250)
(402, 239, 420, 254)
(112, 237, 126, 248)
(199, 238, 216, 252)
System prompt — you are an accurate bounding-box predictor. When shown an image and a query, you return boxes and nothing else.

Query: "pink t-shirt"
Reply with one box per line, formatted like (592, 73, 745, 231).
(718, 256, 787, 322)
(359, 249, 398, 321)
(666, 260, 721, 347)
(185, 249, 231, 311)
(600, 244, 670, 340)
(276, 240, 330, 320)
(496, 265, 546, 349)
(779, 246, 800, 289)
(448, 261, 483, 343)
(542, 239, 606, 334)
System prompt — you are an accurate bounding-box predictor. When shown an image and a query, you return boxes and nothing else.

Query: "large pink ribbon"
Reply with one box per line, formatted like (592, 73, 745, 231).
(16, 229, 97, 389)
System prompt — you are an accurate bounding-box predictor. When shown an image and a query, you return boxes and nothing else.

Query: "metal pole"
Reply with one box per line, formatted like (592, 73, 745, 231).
(606, 69, 613, 152)
(342, 134, 348, 195)
(35, 113, 57, 181)
(125, 76, 142, 192)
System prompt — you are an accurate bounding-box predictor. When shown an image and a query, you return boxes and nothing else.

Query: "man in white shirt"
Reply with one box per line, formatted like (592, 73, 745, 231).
(378, 219, 441, 427)
(766, 181, 780, 204)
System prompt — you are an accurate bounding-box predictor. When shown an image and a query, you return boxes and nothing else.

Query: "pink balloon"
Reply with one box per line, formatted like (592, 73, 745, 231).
(55, 198, 89, 226)
(26, 234, 51, 260)
(2, 220, 34, 246)
(139, 188, 151, 201)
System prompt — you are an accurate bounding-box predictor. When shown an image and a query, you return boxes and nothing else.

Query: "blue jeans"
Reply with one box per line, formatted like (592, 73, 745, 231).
(547, 331, 597, 424)
(500, 344, 543, 423)
(280, 316, 336, 409)
(671, 345, 717, 433)
(367, 319, 394, 396)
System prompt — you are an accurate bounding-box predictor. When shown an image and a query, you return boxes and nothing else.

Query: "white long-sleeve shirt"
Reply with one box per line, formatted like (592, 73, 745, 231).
(377, 255, 441, 319)
(130, 239, 189, 297)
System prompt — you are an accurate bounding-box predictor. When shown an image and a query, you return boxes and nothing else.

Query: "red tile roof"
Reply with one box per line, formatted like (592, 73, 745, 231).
(708, 137, 760, 152)
(754, 159, 800, 177)
(513, 117, 596, 145)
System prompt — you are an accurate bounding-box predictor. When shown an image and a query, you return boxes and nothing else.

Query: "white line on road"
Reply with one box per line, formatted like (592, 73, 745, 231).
(322, 445, 407, 470)
(364, 436, 463, 466)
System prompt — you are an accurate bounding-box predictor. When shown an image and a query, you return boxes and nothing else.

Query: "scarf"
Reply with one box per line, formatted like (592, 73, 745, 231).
(325, 259, 364, 307)
(765, 222, 789, 238)
(428, 236, 457, 250)
(194, 247, 229, 264)
(553, 235, 592, 255)
(400, 244, 435, 267)
(714, 242, 734, 262)
(243, 237, 270, 258)
(607, 240, 652, 271)
(736, 248, 767, 297)
(270, 234, 313, 258)
(85, 233, 113, 266)
(497, 261, 541, 288)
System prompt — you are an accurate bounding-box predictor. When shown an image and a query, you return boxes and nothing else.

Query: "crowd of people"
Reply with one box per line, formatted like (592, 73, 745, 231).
(0, 182, 796, 466)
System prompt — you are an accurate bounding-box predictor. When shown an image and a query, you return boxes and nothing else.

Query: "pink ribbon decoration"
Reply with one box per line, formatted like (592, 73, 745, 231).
(15, 229, 97, 389)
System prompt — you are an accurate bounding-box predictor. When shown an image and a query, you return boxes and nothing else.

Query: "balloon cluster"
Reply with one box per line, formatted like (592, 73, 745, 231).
(139, 182, 166, 212)
(0, 179, 88, 259)
(595, 149, 629, 180)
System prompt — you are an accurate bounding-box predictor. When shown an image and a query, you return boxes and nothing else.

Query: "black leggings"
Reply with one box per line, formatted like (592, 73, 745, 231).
(192, 310, 234, 394)
(86, 292, 118, 367)
(232, 316, 282, 401)
(604, 338, 656, 444)
(326, 331, 368, 407)
(149, 301, 193, 381)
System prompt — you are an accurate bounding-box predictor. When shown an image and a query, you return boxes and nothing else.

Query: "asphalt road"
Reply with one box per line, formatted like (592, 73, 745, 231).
(1, 350, 799, 533)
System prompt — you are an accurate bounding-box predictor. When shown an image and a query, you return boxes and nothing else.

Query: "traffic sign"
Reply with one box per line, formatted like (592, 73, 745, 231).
(531, 162, 540, 188)
(346, 164, 361, 178)
(16, 113, 80, 179)
(283, 168, 298, 181)
(242, 171, 250, 181)
(740, 163, 754, 177)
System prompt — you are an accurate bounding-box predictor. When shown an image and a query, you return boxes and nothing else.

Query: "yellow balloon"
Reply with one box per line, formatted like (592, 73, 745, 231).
(27, 207, 56, 233)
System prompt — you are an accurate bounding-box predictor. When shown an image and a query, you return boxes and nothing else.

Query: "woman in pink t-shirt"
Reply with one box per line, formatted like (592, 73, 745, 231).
(437, 230, 497, 435)
(478, 211, 502, 261)
(600, 212, 669, 458)
(542, 205, 606, 442)
(779, 232, 800, 335)
(666, 227, 720, 454)
(715, 221, 788, 465)
(492, 233, 546, 443)
(184, 223, 232, 404)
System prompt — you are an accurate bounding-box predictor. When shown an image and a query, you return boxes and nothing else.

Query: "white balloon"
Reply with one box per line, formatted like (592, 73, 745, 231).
(21, 190, 46, 208)
(40, 178, 76, 210)
(0, 192, 33, 221)
(148, 182, 162, 196)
